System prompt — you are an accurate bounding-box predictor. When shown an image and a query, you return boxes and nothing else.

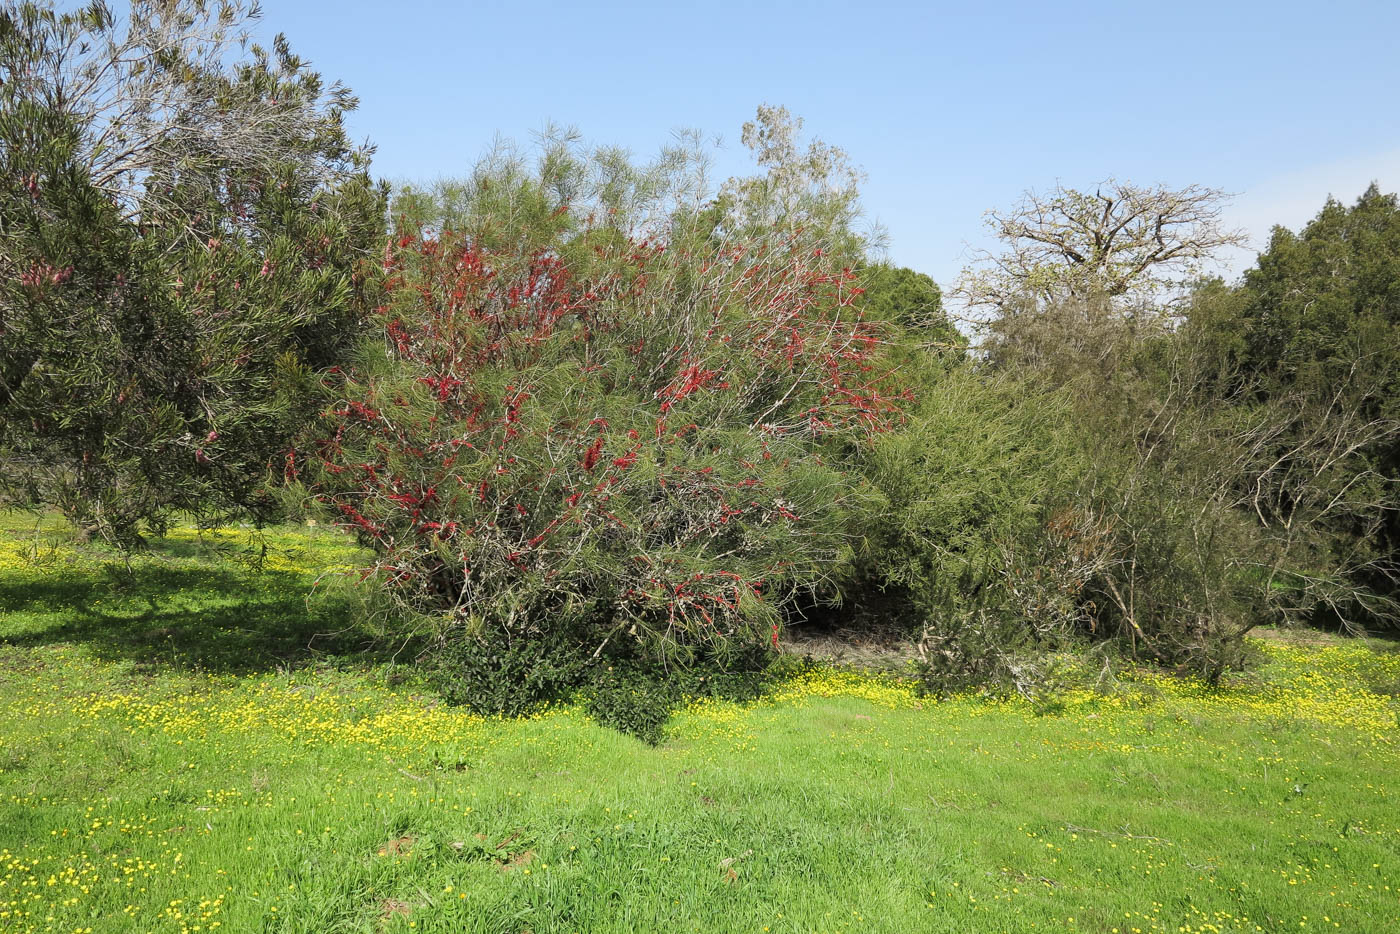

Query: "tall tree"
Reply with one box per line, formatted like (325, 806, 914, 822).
(1186, 185, 1400, 624)
(0, 1, 386, 544)
(859, 263, 960, 348)
(957, 179, 1247, 311)
(958, 179, 1247, 376)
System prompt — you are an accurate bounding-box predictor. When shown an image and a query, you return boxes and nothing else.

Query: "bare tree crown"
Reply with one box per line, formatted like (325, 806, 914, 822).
(956, 179, 1247, 310)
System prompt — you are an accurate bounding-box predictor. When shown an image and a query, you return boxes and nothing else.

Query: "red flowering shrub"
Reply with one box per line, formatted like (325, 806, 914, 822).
(297, 129, 905, 667)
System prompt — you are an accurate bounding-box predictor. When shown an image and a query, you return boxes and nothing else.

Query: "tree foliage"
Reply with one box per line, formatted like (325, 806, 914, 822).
(913, 183, 1399, 683)
(1184, 185, 1400, 625)
(851, 368, 1091, 693)
(858, 263, 960, 349)
(3, 1, 363, 224)
(0, 0, 385, 544)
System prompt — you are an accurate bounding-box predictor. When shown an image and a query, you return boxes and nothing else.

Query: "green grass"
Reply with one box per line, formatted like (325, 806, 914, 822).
(2, 516, 1399, 933)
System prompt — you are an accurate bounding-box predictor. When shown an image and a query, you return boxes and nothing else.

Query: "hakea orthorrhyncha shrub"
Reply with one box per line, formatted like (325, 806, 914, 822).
(297, 219, 907, 660)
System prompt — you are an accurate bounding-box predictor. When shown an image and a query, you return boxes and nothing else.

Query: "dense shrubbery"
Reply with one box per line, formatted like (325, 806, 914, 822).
(851, 187, 1399, 690)
(1183, 187, 1400, 629)
(294, 115, 904, 716)
(429, 613, 796, 742)
(4, 3, 1395, 723)
(840, 367, 1086, 692)
(581, 646, 789, 745)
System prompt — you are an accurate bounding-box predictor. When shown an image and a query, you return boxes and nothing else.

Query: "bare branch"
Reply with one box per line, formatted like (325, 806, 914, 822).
(956, 179, 1247, 312)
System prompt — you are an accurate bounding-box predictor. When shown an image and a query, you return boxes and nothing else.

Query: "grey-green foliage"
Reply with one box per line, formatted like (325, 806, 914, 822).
(956, 179, 1246, 311)
(843, 365, 1092, 690)
(390, 125, 717, 251)
(723, 103, 872, 258)
(1007, 293, 1389, 678)
(1064, 340, 1274, 679)
(852, 307, 1284, 685)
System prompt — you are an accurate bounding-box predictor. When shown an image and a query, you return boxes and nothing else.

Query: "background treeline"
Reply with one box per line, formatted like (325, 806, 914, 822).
(3, 2, 1395, 733)
(861, 183, 1400, 695)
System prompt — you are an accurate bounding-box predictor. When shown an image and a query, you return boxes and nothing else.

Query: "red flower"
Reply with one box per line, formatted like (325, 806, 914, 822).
(581, 437, 604, 471)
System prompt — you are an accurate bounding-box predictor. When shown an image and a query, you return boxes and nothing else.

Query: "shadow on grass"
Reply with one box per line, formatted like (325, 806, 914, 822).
(0, 561, 406, 675)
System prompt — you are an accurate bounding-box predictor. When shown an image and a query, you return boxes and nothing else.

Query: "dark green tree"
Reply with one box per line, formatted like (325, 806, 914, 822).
(1234, 185, 1400, 390)
(0, 1, 386, 545)
(1185, 185, 1400, 624)
(858, 263, 961, 350)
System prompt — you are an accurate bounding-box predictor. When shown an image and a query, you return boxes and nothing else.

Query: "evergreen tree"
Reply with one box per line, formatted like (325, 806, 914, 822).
(1188, 185, 1400, 623)
(0, 1, 386, 544)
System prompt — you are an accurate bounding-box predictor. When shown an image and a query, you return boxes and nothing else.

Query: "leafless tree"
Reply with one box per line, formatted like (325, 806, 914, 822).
(956, 179, 1247, 312)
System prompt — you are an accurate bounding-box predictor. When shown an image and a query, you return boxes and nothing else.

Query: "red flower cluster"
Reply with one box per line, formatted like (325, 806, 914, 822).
(302, 221, 904, 650)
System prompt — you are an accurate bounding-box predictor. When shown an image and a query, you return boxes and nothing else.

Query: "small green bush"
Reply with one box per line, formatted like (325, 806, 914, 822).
(583, 665, 678, 746)
(432, 624, 791, 743)
(841, 365, 1094, 693)
(431, 630, 589, 718)
(583, 646, 790, 744)
(853, 366, 1088, 625)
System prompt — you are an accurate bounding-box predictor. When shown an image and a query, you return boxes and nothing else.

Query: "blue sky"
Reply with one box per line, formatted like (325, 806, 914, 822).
(254, 0, 1399, 287)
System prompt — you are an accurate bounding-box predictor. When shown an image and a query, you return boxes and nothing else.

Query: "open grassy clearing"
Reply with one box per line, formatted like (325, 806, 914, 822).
(2, 517, 1399, 934)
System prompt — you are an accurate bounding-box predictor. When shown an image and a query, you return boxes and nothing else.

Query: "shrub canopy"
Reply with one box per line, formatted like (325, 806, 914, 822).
(298, 118, 906, 663)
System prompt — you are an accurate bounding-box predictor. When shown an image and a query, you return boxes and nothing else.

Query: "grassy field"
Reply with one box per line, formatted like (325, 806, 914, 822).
(2, 516, 1399, 934)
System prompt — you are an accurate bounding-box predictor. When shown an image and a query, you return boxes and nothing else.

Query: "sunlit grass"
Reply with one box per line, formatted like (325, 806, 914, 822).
(2, 515, 1398, 933)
